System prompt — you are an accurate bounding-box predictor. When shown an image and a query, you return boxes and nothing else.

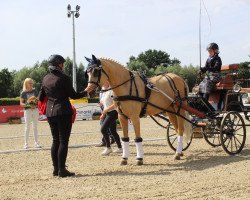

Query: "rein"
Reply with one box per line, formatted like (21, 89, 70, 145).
(88, 66, 135, 93)
(99, 77, 133, 93)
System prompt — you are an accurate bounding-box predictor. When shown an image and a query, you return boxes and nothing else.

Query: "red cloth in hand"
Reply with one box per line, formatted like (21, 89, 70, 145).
(38, 97, 76, 124)
(71, 105, 76, 123)
(38, 97, 48, 115)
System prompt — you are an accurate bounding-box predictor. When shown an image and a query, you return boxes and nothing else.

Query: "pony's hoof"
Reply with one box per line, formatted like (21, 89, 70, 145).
(174, 153, 181, 160)
(136, 159, 143, 166)
(120, 159, 128, 165)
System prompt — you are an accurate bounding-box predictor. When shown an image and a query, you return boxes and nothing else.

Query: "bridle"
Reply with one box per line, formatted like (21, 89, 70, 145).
(85, 63, 134, 93)
(85, 64, 109, 88)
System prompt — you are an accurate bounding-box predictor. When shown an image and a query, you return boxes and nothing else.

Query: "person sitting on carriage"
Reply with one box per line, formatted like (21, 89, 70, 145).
(199, 42, 222, 101)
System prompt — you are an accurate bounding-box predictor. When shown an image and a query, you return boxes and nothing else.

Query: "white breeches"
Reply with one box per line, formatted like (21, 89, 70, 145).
(24, 109, 39, 145)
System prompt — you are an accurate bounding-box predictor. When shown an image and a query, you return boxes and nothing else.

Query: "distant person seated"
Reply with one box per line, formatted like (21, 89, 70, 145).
(199, 42, 222, 102)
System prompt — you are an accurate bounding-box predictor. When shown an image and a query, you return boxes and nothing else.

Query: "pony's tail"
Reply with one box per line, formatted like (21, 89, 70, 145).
(183, 80, 192, 143)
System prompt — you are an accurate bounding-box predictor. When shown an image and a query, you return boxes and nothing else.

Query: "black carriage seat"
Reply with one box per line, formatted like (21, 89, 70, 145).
(215, 64, 239, 90)
(188, 94, 215, 113)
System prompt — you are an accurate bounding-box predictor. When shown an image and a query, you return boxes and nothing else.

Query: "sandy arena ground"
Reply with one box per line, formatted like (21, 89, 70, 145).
(0, 117, 249, 200)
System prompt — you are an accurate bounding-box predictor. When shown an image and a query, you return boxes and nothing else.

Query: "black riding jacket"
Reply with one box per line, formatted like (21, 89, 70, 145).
(38, 66, 87, 117)
(201, 54, 222, 73)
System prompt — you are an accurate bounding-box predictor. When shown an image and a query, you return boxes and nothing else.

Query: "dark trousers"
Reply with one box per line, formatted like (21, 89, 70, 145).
(101, 110, 121, 148)
(100, 120, 114, 144)
(47, 115, 72, 169)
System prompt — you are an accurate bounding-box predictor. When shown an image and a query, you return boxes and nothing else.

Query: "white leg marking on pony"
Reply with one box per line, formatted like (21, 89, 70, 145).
(135, 142, 144, 159)
(122, 141, 129, 159)
(176, 135, 183, 154)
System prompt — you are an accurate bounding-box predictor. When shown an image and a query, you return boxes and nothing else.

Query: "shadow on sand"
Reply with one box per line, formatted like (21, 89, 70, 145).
(73, 145, 249, 178)
(166, 147, 250, 171)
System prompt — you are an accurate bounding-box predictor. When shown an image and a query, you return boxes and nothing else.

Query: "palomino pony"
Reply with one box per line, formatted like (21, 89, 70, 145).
(85, 55, 192, 165)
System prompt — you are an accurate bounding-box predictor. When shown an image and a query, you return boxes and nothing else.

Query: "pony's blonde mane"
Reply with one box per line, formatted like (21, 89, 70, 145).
(100, 58, 128, 70)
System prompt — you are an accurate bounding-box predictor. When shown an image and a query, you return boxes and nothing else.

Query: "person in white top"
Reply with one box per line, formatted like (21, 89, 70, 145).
(99, 81, 122, 155)
(95, 88, 115, 147)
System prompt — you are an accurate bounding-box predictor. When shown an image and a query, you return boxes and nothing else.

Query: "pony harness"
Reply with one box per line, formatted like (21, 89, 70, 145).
(112, 71, 152, 118)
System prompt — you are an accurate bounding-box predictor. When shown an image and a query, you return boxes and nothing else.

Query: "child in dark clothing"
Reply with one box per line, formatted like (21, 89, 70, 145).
(199, 42, 222, 101)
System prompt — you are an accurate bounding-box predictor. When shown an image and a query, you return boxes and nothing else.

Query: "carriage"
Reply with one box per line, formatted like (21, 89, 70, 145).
(163, 64, 249, 155)
(85, 55, 249, 165)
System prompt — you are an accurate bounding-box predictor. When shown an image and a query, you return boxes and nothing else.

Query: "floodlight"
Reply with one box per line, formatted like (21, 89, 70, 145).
(67, 4, 71, 11)
(67, 12, 71, 18)
(76, 5, 80, 11)
(75, 12, 80, 18)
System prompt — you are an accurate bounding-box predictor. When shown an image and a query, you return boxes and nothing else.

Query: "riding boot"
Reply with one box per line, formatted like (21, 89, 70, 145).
(53, 167, 58, 176)
(58, 168, 75, 178)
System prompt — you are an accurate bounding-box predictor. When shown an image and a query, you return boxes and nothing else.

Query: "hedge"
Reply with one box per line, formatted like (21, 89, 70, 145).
(0, 97, 99, 106)
(0, 97, 20, 106)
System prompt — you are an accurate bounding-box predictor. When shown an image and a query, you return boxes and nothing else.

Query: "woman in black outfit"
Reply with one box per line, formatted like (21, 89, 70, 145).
(38, 54, 88, 177)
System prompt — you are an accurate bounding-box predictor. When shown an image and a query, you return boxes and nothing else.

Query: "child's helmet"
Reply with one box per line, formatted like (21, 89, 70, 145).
(206, 43, 219, 51)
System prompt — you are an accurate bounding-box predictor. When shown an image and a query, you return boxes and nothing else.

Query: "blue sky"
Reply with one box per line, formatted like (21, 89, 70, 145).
(0, 0, 250, 70)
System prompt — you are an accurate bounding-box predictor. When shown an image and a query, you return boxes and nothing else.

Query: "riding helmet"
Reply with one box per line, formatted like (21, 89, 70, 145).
(206, 43, 219, 51)
(48, 54, 66, 66)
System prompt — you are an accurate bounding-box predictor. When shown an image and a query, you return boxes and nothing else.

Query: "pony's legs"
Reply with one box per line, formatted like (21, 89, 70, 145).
(167, 110, 184, 160)
(166, 112, 178, 131)
(118, 114, 129, 165)
(130, 116, 143, 165)
(174, 109, 186, 160)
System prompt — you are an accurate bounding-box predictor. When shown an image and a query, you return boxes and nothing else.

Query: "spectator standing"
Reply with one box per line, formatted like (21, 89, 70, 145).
(20, 78, 41, 149)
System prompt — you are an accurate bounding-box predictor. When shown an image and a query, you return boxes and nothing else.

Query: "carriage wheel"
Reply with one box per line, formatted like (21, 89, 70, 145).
(203, 119, 222, 147)
(166, 123, 192, 152)
(203, 132, 221, 147)
(220, 111, 246, 155)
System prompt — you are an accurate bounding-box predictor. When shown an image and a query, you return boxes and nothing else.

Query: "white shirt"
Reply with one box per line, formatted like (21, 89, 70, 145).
(100, 90, 114, 112)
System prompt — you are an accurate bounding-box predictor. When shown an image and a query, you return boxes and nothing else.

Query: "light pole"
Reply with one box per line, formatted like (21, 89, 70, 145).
(67, 4, 80, 91)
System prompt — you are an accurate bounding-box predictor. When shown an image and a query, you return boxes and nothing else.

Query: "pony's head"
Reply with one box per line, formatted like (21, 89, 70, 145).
(84, 55, 109, 95)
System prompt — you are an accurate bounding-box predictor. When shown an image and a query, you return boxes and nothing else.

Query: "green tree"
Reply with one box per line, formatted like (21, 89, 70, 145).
(0, 68, 15, 98)
(170, 58, 181, 66)
(30, 66, 48, 91)
(238, 61, 250, 88)
(127, 49, 181, 75)
(76, 63, 88, 92)
(63, 58, 87, 91)
(39, 60, 49, 72)
(127, 60, 153, 76)
(64, 57, 73, 77)
(154, 65, 167, 75)
(13, 67, 32, 96)
(166, 64, 199, 89)
(137, 49, 170, 69)
(12, 60, 49, 96)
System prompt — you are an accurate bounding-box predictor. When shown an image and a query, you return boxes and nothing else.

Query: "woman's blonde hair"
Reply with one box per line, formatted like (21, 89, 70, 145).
(23, 78, 34, 92)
